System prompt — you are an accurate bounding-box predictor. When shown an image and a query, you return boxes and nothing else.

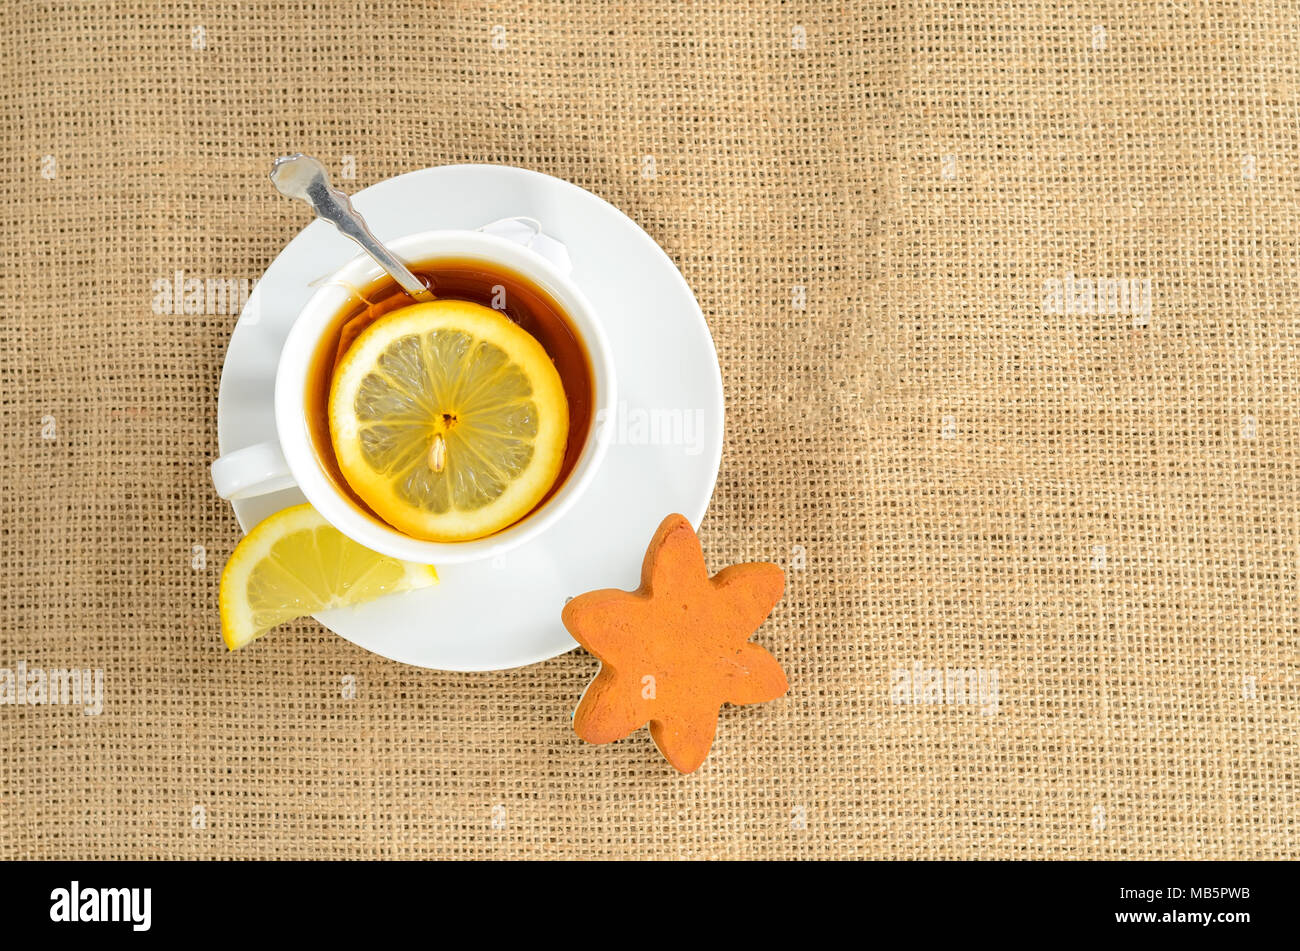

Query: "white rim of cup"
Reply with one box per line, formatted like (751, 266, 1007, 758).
(275, 229, 617, 565)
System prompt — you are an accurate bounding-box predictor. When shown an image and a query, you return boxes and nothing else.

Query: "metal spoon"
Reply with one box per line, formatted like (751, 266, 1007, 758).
(270, 153, 434, 302)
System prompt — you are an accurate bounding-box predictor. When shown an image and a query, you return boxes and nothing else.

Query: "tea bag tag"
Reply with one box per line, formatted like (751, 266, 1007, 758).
(478, 217, 573, 277)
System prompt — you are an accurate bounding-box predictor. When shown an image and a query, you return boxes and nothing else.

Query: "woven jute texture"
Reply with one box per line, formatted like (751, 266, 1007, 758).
(2, 0, 1297, 859)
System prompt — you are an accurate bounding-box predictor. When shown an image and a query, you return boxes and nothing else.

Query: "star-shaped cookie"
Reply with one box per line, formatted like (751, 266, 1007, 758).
(562, 514, 787, 773)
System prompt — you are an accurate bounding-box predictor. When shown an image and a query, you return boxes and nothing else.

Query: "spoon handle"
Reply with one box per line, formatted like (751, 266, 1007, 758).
(270, 154, 434, 302)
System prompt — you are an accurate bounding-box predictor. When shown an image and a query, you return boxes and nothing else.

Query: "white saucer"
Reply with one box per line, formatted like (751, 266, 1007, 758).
(216, 165, 724, 670)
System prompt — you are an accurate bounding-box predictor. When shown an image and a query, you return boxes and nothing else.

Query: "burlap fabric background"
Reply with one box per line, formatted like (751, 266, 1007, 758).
(2, 0, 1296, 859)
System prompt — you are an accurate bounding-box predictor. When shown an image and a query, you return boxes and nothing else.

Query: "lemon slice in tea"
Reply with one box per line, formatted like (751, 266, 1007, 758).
(328, 300, 569, 542)
(219, 503, 438, 650)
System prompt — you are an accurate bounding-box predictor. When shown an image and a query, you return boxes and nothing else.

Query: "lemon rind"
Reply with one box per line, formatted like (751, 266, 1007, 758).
(328, 300, 569, 542)
(219, 503, 438, 650)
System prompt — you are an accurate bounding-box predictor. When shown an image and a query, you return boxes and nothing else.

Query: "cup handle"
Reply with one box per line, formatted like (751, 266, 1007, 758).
(478, 217, 573, 277)
(211, 441, 297, 500)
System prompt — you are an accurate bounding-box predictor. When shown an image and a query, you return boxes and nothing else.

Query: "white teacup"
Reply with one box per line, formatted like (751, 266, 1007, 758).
(211, 224, 617, 565)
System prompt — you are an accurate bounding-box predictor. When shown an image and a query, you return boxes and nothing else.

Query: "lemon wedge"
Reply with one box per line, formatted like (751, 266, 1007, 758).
(328, 299, 569, 542)
(219, 503, 438, 650)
